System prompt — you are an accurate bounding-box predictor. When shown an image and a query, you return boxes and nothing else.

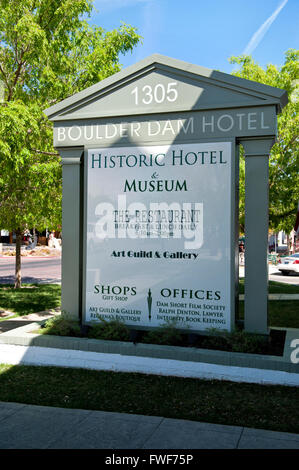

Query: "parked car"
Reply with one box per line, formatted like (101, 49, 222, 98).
(277, 253, 299, 275)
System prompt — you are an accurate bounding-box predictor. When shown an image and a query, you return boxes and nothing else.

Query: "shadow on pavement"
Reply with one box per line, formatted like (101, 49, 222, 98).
(0, 320, 35, 333)
(0, 276, 61, 285)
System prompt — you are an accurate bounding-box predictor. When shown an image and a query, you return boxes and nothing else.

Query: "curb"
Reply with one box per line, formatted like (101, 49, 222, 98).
(0, 322, 298, 386)
(1, 343, 298, 387)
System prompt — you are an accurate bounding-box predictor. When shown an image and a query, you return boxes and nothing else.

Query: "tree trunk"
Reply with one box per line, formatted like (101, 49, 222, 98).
(286, 234, 290, 255)
(14, 229, 22, 289)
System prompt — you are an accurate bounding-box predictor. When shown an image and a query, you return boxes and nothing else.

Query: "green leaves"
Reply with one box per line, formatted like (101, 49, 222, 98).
(0, 0, 141, 104)
(0, 0, 141, 235)
(0, 0, 141, 284)
(231, 50, 299, 233)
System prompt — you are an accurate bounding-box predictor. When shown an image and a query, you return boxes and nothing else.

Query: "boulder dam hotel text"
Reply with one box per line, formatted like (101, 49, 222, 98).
(55, 109, 271, 144)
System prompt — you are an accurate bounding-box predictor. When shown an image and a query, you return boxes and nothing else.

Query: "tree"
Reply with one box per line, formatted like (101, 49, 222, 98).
(0, 0, 141, 287)
(230, 50, 299, 234)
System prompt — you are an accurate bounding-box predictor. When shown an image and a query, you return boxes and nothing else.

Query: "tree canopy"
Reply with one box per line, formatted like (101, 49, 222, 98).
(230, 49, 299, 234)
(0, 0, 141, 286)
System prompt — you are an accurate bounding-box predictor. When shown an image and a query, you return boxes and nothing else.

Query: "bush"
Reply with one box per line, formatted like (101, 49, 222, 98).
(88, 319, 130, 341)
(199, 329, 268, 354)
(41, 315, 82, 337)
(230, 330, 268, 353)
(39, 316, 282, 355)
(142, 322, 184, 346)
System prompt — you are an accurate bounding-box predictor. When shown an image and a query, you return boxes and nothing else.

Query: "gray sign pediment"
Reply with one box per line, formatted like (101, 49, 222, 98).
(44, 54, 287, 122)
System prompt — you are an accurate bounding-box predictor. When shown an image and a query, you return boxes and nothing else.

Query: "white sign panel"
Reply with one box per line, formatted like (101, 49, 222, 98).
(85, 142, 232, 332)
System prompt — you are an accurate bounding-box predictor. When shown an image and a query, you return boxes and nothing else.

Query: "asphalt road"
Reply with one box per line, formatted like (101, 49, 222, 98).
(240, 265, 299, 286)
(0, 255, 299, 285)
(269, 270, 299, 285)
(0, 256, 61, 284)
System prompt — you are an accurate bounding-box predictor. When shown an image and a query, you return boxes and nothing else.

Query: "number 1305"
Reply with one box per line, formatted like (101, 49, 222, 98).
(131, 82, 178, 105)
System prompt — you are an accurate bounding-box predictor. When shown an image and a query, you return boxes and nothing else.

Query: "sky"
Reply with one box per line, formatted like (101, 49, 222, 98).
(89, 0, 298, 74)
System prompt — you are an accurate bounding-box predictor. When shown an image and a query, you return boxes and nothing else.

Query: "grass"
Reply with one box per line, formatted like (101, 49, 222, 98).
(0, 281, 297, 320)
(0, 282, 298, 435)
(0, 282, 298, 325)
(267, 301, 299, 328)
(0, 363, 298, 434)
(239, 279, 299, 294)
(0, 284, 61, 318)
(238, 300, 299, 329)
(0, 280, 297, 337)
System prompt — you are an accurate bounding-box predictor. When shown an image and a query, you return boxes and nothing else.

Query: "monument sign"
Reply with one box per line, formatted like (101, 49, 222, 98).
(44, 54, 287, 334)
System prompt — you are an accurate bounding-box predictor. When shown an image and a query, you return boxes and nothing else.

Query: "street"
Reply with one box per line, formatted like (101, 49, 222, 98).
(0, 255, 299, 285)
(240, 265, 299, 286)
(269, 270, 299, 285)
(0, 256, 61, 284)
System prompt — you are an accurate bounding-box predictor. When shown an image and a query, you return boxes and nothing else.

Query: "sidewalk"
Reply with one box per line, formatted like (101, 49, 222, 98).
(239, 293, 299, 300)
(0, 401, 299, 449)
